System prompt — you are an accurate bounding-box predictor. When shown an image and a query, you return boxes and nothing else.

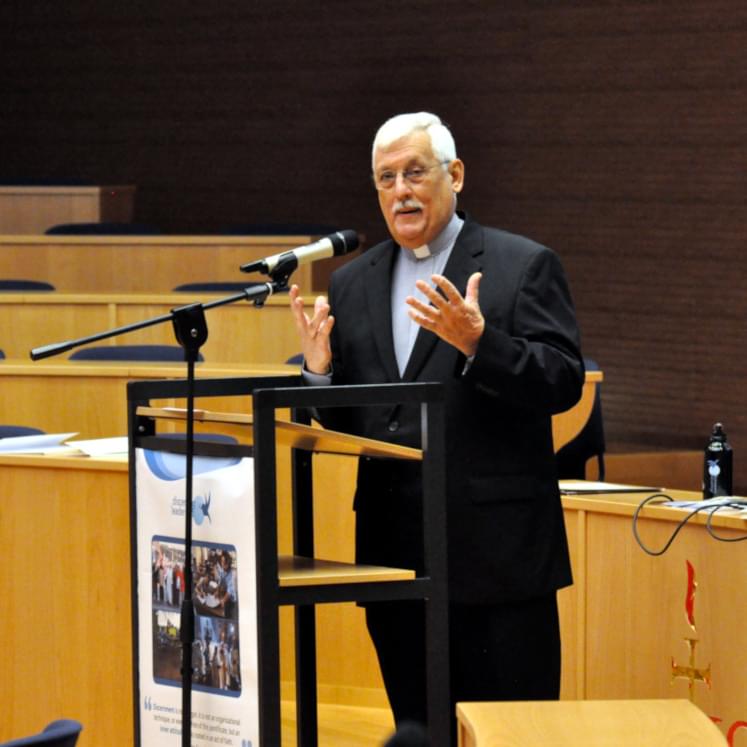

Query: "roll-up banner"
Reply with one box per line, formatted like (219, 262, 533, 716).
(133, 445, 259, 747)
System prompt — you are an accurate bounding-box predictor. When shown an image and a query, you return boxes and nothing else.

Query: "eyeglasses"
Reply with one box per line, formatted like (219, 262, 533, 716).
(373, 160, 450, 191)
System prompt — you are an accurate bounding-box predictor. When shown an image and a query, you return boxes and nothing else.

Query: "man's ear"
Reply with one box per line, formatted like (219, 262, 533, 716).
(449, 158, 465, 193)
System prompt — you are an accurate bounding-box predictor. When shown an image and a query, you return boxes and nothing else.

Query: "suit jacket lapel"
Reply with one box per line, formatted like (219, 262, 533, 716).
(402, 217, 484, 382)
(363, 242, 402, 382)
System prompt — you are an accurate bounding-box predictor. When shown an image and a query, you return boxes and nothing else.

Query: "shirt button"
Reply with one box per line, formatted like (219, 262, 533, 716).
(387, 421, 399, 432)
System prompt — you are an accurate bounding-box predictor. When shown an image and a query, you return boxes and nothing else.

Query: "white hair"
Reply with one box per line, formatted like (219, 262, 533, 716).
(371, 112, 457, 169)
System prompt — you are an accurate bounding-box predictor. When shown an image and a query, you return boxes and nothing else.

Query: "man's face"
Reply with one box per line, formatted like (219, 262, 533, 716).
(374, 130, 464, 249)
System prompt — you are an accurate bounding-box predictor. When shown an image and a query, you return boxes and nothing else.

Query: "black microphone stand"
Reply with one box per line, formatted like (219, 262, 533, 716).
(30, 268, 296, 747)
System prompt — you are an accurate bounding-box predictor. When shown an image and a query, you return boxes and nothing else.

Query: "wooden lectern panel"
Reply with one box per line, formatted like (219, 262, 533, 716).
(456, 699, 727, 746)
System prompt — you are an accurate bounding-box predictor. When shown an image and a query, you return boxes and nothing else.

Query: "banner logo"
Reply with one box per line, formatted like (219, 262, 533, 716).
(193, 493, 212, 525)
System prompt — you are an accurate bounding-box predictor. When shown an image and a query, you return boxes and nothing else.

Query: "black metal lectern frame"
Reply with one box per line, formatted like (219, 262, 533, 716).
(127, 375, 450, 747)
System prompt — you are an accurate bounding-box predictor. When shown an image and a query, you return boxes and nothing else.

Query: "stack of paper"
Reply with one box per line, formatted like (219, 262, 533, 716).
(0, 432, 79, 454)
(0, 433, 128, 456)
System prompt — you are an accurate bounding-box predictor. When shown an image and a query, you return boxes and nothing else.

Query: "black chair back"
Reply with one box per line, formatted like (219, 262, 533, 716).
(45, 222, 159, 235)
(0, 717, 82, 746)
(0, 279, 55, 291)
(0, 425, 46, 439)
(69, 344, 203, 362)
(173, 282, 265, 293)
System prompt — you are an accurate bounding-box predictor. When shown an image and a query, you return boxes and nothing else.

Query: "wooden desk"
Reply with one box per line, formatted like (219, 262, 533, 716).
(0, 359, 298, 438)
(0, 286, 601, 445)
(558, 486, 747, 743)
(11, 465, 743, 745)
(0, 364, 602, 738)
(0, 452, 402, 746)
(0, 292, 303, 363)
(0, 185, 135, 233)
(0, 356, 600, 452)
(0, 234, 318, 292)
(456, 699, 727, 746)
(0, 454, 131, 746)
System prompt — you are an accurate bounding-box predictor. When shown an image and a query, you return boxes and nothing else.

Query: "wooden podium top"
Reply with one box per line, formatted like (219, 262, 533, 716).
(456, 699, 727, 746)
(136, 405, 422, 460)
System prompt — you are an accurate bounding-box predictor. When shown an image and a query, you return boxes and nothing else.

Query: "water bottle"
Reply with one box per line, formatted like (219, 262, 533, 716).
(702, 422, 733, 499)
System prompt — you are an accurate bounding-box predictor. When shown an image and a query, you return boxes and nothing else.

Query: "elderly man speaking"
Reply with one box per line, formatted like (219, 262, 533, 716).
(290, 112, 584, 738)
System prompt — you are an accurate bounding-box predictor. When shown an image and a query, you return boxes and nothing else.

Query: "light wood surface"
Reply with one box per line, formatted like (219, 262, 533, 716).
(602, 449, 702, 491)
(281, 702, 394, 747)
(0, 288, 598, 444)
(0, 365, 602, 744)
(0, 185, 135, 233)
(0, 456, 131, 746)
(278, 556, 415, 586)
(8, 448, 744, 743)
(0, 359, 297, 438)
(0, 362, 412, 717)
(0, 359, 600, 711)
(0, 452, 388, 746)
(137, 404, 422, 460)
(0, 234, 315, 292)
(0, 292, 304, 362)
(0, 358, 600, 453)
(456, 699, 727, 746)
(559, 486, 747, 743)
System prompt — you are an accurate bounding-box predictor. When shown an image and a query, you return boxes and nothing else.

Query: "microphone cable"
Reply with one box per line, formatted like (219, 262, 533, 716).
(632, 493, 747, 556)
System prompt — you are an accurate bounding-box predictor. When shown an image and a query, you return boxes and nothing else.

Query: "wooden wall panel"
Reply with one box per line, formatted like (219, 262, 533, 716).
(0, 1, 745, 490)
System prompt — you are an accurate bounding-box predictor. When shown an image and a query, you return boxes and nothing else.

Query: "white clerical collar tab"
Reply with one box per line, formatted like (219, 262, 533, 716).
(412, 245, 431, 259)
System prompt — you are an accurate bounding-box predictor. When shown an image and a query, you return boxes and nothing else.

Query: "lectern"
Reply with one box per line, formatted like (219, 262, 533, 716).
(127, 375, 449, 747)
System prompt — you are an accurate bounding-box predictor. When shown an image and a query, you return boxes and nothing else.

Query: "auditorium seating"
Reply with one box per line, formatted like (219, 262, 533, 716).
(0, 280, 55, 291)
(0, 425, 46, 439)
(68, 344, 202, 362)
(173, 281, 265, 292)
(0, 718, 82, 746)
(45, 222, 159, 235)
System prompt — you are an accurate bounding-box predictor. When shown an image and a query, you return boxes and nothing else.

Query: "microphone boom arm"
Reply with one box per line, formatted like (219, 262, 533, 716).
(29, 281, 282, 360)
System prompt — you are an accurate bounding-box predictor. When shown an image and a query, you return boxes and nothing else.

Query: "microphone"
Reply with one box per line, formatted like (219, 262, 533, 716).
(240, 229, 359, 275)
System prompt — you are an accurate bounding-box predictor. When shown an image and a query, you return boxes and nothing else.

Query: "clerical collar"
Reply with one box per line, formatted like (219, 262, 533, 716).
(402, 212, 464, 262)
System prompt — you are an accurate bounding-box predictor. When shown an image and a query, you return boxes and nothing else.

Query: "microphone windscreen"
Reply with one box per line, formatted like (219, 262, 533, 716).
(329, 229, 359, 255)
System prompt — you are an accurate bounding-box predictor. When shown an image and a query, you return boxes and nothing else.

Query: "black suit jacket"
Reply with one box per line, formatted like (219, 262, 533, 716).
(321, 214, 584, 604)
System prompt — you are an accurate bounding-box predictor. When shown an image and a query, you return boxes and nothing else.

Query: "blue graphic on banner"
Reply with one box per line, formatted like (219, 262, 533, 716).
(144, 448, 240, 481)
(193, 494, 211, 525)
